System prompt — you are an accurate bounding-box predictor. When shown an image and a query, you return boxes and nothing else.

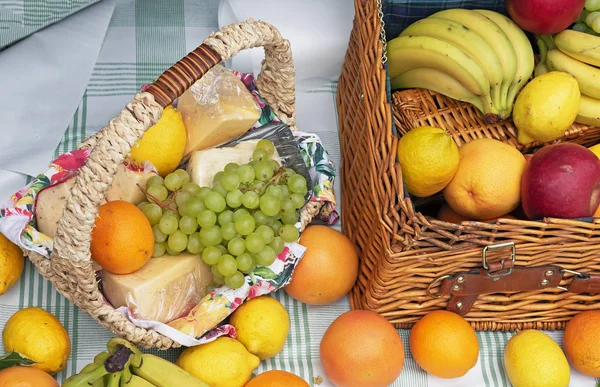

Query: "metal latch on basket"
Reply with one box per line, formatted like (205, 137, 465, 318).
(426, 241, 600, 316)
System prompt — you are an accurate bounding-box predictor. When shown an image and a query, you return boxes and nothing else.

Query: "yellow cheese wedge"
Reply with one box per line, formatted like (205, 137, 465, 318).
(178, 65, 261, 157)
(187, 140, 280, 187)
(101, 253, 213, 323)
(35, 164, 155, 238)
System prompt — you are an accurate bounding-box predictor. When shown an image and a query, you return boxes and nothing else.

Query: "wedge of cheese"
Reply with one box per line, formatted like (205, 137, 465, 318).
(101, 253, 213, 323)
(187, 140, 280, 187)
(178, 65, 261, 157)
(35, 164, 156, 238)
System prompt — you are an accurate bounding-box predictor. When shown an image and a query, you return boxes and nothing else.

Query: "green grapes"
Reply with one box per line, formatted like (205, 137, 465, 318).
(139, 139, 309, 290)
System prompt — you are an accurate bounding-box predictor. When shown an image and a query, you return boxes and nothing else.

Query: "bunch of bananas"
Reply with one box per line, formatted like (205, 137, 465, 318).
(535, 30, 600, 126)
(63, 338, 208, 387)
(387, 9, 534, 124)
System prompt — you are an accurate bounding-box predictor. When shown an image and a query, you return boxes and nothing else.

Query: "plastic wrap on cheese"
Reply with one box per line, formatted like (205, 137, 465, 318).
(101, 253, 213, 324)
(178, 64, 261, 157)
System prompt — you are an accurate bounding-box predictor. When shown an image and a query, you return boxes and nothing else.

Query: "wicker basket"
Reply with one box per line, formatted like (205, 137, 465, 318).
(25, 20, 321, 350)
(338, 0, 600, 331)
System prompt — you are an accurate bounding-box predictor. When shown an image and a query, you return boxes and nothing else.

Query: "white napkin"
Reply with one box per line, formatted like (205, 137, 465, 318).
(0, 0, 116, 177)
(218, 0, 354, 91)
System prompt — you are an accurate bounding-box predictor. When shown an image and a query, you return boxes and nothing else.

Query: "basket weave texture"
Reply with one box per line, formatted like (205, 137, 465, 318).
(338, 0, 600, 331)
(25, 20, 321, 350)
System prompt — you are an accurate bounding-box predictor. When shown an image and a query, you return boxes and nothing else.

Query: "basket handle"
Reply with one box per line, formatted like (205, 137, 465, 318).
(50, 20, 296, 275)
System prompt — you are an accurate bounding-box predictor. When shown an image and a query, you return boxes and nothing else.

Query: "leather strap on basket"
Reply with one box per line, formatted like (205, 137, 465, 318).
(428, 242, 600, 316)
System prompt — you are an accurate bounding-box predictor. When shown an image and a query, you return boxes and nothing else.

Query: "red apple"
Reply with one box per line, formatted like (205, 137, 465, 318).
(505, 0, 585, 35)
(521, 143, 600, 220)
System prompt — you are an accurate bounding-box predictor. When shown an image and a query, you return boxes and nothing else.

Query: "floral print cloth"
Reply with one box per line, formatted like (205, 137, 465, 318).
(0, 70, 338, 346)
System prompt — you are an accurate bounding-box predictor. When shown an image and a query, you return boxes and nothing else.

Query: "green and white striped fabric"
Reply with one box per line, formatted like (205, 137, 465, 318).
(0, 0, 100, 49)
(0, 1, 596, 386)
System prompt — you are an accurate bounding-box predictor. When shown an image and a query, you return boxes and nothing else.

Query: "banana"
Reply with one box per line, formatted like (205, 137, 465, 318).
(577, 94, 600, 126)
(554, 29, 600, 67)
(534, 37, 550, 77)
(94, 351, 110, 365)
(387, 36, 492, 103)
(106, 371, 122, 387)
(546, 48, 600, 99)
(122, 375, 156, 387)
(398, 18, 505, 115)
(474, 10, 535, 112)
(62, 363, 110, 387)
(131, 353, 209, 387)
(391, 68, 486, 112)
(430, 9, 517, 111)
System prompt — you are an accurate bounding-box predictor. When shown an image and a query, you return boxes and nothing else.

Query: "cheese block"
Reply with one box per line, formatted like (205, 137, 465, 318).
(187, 140, 281, 187)
(178, 65, 261, 157)
(101, 253, 213, 323)
(35, 164, 156, 238)
(106, 163, 156, 204)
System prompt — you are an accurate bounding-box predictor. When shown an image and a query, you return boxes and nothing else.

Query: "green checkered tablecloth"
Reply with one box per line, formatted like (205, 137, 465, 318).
(0, 0, 100, 49)
(0, 1, 596, 386)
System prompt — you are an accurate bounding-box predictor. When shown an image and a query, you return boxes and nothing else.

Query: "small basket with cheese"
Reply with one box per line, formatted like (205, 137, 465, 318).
(0, 20, 337, 349)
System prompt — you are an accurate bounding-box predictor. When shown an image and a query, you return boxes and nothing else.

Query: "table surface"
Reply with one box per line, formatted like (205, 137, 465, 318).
(0, 1, 597, 386)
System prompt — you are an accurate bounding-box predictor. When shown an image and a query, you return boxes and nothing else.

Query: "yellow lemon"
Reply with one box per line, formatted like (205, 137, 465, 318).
(176, 337, 260, 387)
(589, 144, 600, 159)
(503, 330, 570, 387)
(3, 307, 71, 374)
(229, 296, 289, 360)
(397, 126, 459, 197)
(0, 232, 24, 295)
(514, 71, 580, 146)
(129, 105, 187, 177)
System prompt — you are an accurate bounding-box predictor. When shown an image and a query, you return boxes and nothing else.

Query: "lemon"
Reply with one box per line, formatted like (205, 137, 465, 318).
(176, 337, 260, 387)
(0, 233, 24, 295)
(229, 295, 290, 360)
(503, 330, 570, 387)
(3, 307, 71, 374)
(397, 126, 459, 197)
(514, 71, 580, 146)
(589, 144, 600, 159)
(129, 105, 187, 176)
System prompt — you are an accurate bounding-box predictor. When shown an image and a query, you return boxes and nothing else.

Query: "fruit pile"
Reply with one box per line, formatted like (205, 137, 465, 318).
(389, 9, 534, 123)
(390, 3, 600, 223)
(136, 140, 307, 289)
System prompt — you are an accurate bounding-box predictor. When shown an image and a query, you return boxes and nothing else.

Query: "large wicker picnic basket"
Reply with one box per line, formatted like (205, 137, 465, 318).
(25, 20, 321, 350)
(338, 0, 600, 331)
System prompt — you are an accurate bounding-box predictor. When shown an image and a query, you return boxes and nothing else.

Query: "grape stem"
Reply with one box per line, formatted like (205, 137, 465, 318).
(259, 168, 287, 195)
(136, 183, 178, 211)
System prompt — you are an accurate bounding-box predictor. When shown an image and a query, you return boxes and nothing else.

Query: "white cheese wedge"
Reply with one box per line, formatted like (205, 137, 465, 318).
(101, 253, 213, 323)
(178, 66, 261, 157)
(35, 164, 156, 238)
(187, 140, 280, 187)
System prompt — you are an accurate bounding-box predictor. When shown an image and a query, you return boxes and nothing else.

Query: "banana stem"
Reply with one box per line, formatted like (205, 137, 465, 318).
(106, 345, 134, 373)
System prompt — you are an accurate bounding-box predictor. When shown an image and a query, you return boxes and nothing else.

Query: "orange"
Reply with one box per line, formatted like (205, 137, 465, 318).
(284, 225, 358, 305)
(564, 311, 600, 377)
(0, 366, 59, 387)
(444, 138, 526, 220)
(410, 310, 479, 379)
(320, 310, 404, 387)
(437, 203, 469, 223)
(245, 370, 309, 387)
(594, 204, 600, 218)
(90, 200, 153, 274)
(437, 203, 516, 223)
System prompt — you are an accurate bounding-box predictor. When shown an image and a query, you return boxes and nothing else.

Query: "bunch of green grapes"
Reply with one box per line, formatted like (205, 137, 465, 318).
(137, 139, 308, 289)
(573, 4, 600, 34)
